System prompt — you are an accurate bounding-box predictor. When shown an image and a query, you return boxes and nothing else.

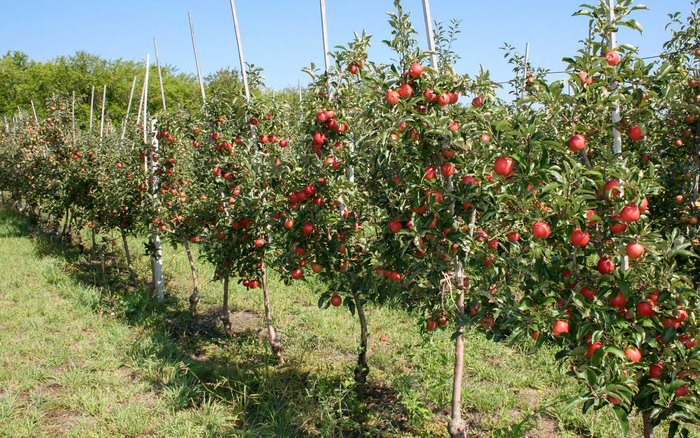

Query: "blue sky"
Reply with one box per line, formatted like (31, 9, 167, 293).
(0, 1, 694, 93)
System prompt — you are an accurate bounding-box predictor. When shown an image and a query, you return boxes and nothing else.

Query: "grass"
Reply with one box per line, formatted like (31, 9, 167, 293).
(0, 202, 695, 437)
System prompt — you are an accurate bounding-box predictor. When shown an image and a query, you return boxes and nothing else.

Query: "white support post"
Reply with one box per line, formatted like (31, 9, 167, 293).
(154, 38, 167, 111)
(99, 85, 107, 141)
(421, 0, 439, 69)
(71, 91, 75, 143)
(608, 0, 627, 272)
(142, 54, 151, 144)
(299, 78, 303, 122)
(319, 0, 331, 95)
(189, 12, 207, 113)
(608, 0, 622, 155)
(150, 118, 164, 302)
(89, 85, 95, 134)
(121, 76, 137, 147)
(229, 0, 251, 102)
(30, 100, 39, 125)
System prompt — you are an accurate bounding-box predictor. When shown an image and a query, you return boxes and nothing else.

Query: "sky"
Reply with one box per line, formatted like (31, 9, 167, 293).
(0, 1, 696, 96)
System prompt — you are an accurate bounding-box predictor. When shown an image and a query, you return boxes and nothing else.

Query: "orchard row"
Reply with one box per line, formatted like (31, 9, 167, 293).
(1, 1, 699, 436)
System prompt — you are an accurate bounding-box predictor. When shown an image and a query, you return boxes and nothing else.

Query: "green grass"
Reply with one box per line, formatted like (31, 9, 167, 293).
(0, 203, 696, 437)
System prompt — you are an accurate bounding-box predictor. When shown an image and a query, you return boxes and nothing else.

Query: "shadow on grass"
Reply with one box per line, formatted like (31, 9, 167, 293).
(0, 203, 418, 437)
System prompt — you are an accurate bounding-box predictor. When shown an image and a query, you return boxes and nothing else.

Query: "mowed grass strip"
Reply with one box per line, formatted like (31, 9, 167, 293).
(0, 204, 688, 438)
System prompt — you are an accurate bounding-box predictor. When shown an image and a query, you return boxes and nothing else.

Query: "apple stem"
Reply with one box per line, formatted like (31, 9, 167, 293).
(353, 290, 369, 384)
(182, 235, 199, 317)
(262, 266, 284, 364)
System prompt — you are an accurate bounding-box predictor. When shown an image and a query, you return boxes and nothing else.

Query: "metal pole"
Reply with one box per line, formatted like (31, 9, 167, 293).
(421, 0, 439, 69)
(99, 85, 106, 141)
(154, 38, 167, 111)
(89, 85, 95, 134)
(229, 0, 251, 101)
(189, 12, 207, 109)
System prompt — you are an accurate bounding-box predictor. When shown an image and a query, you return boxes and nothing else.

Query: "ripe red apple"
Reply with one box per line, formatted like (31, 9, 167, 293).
(568, 134, 586, 151)
(409, 63, 424, 78)
(598, 257, 615, 274)
(649, 364, 664, 378)
(311, 262, 323, 273)
(626, 242, 645, 259)
(291, 269, 303, 280)
(532, 222, 550, 238)
(398, 83, 413, 99)
(605, 49, 620, 66)
(588, 341, 602, 359)
(386, 90, 400, 105)
(636, 301, 655, 317)
(507, 232, 520, 242)
(628, 125, 644, 141)
(639, 197, 649, 212)
(472, 96, 484, 108)
(581, 286, 596, 300)
(254, 238, 265, 247)
(330, 294, 342, 306)
(610, 216, 627, 234)
(436, 93, 451, 106)
(284, 219, 294, 229)
(624, 347, 641, 362)
(389, 220, 402, 233)
(424, 166, 436, 180)
(553, 320, 569, 336)
(440, 162, 455, 177)
(675, 385, 689, 398)
(426, 318, 438, 331)
(494, 157, 514, 176)
(620, 205, 640, 222)
(570, 228, 589, 246)
(302, 223, 314, 236)
(604, 180, 621, 197)
(611, 291, 627, 308)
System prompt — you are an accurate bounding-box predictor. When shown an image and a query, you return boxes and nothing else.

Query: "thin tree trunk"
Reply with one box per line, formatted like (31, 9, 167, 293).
(448, 288, 467, 438)
(91, 227, 97, 251)
(182, 235, 200, 316)
(76, 224, 84, 252)
(121, 227, 137, 280)
(261, 267, 284, 363)
(221, 276, 233, 336)
(642, 412, 654, 438)
(60, 209, 70, 241)
(353, 290, 369, 384)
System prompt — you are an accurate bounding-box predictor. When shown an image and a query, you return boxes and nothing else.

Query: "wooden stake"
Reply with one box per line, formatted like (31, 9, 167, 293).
(154, 38, 167, 111)
(229, 0, 251, 101)
(188, 12, 207, 109)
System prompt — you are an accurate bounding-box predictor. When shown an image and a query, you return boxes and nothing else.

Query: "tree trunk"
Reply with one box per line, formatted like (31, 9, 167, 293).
(61, 209, 71, 241)
(642, 412, 654, 438)
(353, 290, 369, 384)
(221, 276, 233, 336)
(448, 286, 467, 438)
(182, 236, 199, 317)
(261, 267, 284, 363)
(121, 227, 137, 280)
(92, 227, 97, 251)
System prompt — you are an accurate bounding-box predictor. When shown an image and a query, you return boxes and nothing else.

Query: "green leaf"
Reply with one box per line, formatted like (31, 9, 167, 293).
(612, 406, 629, 435)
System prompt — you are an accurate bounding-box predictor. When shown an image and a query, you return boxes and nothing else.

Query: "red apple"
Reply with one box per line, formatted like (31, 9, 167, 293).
(532, 222, 550, 238)
(568, 134, 586, 151)
(570, 228, 589, 246)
